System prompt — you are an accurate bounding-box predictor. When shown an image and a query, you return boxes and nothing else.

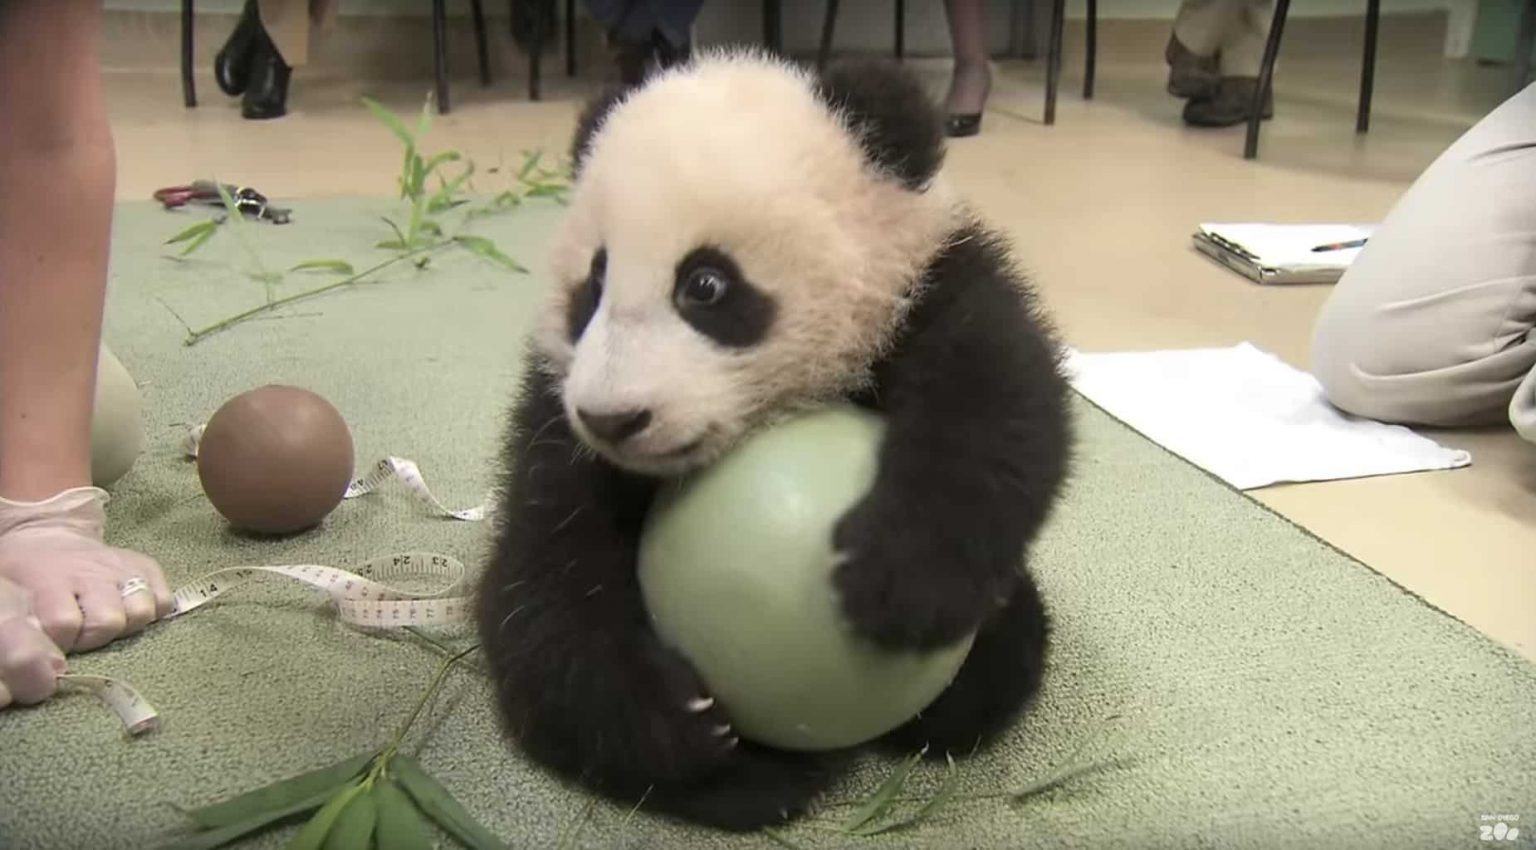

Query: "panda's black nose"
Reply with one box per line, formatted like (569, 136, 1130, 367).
(577, 408, 652, 444)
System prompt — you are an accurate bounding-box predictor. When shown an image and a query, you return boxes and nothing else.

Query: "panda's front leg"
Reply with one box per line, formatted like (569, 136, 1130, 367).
(480, 364, 828, 830)
(480, 366, 739, 786)
(834, 265, 1070, 652)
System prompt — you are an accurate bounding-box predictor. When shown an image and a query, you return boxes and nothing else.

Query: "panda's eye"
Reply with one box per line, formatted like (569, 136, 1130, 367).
(678, 267, 729, 308)
(589, 249, 607, 300)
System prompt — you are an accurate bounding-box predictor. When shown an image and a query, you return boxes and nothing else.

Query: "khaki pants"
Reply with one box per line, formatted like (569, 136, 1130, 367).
(1312, 83, 1536, 444)
(256, 0, 337, 67)
(1173, 0, 1274, 78)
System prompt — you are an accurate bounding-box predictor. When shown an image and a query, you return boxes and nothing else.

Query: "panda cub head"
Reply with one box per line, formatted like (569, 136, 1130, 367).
(540, 50, 958, 476)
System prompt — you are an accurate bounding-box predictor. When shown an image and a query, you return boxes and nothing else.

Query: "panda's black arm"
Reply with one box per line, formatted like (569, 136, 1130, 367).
(837, 227, 1071, 650)
(478, 361, 740, 789)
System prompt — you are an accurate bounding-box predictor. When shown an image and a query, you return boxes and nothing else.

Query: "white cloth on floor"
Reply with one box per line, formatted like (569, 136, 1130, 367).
(1064, 343, 1472, 489)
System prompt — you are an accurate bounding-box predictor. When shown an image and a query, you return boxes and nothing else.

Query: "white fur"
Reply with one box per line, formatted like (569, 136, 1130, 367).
(539, 50, 958, 475)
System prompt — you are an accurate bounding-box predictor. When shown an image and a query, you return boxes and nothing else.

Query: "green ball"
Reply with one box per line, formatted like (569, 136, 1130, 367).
(638, 406, 974, 751)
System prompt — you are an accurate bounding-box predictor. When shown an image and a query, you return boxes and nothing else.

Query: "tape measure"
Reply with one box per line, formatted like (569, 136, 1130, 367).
(183, 425, 494, 522)
(67, 432, 492, 736)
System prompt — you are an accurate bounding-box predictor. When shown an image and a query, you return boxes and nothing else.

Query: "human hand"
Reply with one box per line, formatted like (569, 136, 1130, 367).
(0, 574, 66, 707)
(0, 487, 172, 652)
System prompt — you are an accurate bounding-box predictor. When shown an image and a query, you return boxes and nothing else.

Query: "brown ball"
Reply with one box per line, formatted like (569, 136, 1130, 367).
(198, 385, 354, 534)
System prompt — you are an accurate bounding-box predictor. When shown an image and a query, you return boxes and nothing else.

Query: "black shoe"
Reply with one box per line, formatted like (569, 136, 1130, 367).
(215, 0, 262, 96)
(1182, 76, 1274, 127)
(943, 61, 990, 138)
(945, 114, 982, 137)
(1165, 34, 1219, 100)
(241, 33, 291, 120)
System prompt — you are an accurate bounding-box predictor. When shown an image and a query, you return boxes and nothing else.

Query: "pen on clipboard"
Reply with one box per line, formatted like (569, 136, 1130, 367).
(1311, 238, 1368, 253)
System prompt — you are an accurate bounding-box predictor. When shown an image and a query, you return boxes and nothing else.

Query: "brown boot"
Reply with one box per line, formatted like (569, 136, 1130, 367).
(1165, 34, 1219, 100)
(1182, 76, 1275, 127)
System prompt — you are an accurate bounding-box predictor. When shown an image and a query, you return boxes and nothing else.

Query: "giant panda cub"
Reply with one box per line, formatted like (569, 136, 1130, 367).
(478, 50, 1071, 832)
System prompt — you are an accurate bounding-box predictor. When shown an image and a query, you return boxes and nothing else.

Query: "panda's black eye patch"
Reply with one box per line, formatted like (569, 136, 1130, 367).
(566, 248, 606, 342)
(672, 247, 775, 348)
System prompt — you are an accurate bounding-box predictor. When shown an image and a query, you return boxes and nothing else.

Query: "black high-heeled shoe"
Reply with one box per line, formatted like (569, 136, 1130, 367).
(945, 114, 982, 138)
(241, 32, 291, 120)
(215, 0, 262, 97)
(944, 62, 990, 138)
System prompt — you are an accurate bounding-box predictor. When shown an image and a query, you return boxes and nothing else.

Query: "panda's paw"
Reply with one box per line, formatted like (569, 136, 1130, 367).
(833, 492, 997, 650)
(649, 746, 830, 832)
(620, 640, 741, 783)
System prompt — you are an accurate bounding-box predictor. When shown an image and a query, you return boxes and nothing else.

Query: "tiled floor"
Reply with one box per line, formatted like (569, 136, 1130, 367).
(102, 11, 1534, 660)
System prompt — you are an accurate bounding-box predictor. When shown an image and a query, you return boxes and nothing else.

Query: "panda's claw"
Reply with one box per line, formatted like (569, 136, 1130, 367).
(712, 723, 734, 736)
(686, 696, 716, 713)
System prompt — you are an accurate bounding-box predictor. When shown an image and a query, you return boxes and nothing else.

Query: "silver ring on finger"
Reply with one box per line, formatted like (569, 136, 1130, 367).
(119, 577, 151, 599)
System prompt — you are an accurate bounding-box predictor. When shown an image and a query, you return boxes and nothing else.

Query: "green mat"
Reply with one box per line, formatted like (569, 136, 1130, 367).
(2, 198, 1532, 850)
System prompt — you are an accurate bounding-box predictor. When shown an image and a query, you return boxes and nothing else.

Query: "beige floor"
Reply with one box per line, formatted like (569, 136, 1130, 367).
(102, 12, 1534, 660)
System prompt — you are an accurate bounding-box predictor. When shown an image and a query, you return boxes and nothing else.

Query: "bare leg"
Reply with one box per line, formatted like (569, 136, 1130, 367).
(943, 0, 991, 118)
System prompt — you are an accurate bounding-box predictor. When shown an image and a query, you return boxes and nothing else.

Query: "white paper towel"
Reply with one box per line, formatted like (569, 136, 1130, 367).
(1065, 343, 1472, 489)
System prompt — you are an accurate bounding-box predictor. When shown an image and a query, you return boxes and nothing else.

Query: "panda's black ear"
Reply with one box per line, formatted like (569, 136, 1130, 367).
(814, 60, 944, 190)
(570, 87, 628, 176)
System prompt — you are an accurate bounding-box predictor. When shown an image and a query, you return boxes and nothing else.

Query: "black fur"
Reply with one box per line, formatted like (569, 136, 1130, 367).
(479, 60, 1070, 832)
(567, 248, 605, 342)
(672, 247, 777, 348)
(478, 365, 830, 831)
(815, 59, 946, 190)
(570, 88, 627, 176)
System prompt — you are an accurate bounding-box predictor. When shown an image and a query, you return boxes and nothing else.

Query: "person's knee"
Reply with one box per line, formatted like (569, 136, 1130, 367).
(90, 346, 143, 488)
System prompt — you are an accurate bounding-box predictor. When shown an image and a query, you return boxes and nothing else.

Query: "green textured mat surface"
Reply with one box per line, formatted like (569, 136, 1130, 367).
(1, 199, 1532, 850)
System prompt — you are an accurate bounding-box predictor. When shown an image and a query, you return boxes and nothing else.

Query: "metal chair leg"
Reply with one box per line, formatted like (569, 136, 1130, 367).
(1356, 0, 1379, 133)
(1515, 0, 1536, 96)
(1083, 0, 1097, 99)
(432, 0, 451, 113)
(1045, 0, 1064, 125)
(565, 0, 577, 77)
(471, 0, 492, 86)
(894, 0, 905, 60)
(818, 0, 840, 71)
(181, 0, 197, 108)
(1245, 0, 1289, 159)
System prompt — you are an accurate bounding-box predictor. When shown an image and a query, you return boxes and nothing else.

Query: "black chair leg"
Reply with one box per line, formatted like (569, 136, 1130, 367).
(1356, 0, 1379, 133)
(432, 0, 451, 113)
(1045, 0, 1064, 125)
(894, 0, 905, 60)
(1515, 0, 1536, 97)
(818, 0, 840, 71)
(763, 0, 783, 55)
(471, 0, 491, 86)
(1245, 0, 1289, 159)
(1083, 0, 1097, 99)
(181, 0, 197, 108)
(566, 0, 577, 77)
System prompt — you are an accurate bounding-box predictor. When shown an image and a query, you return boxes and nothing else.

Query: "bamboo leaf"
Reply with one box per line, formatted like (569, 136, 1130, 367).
(284, 780, 366, 850)
(177, 223, 221, 256)
(380, 217, 407, 244)
(391, 755, 507, 850)
(375, 240, 408, 251)
(163, 786, 340, 850)
(417, 220, 443, 238)
(850, 753, 961, 836)
(362, 97, 415, 146)
(842, 751, 923, 834)
(516, 151, 543, 180)
(374, 780, 433, 850)
(165, 219, 219, 245)
(187, 754, 374, 829)
(421, 151, 461, 181)
(414, 95, 434, 144)
(321, 784, 377, 850)
(524, 184, 565, 199)
(453, 235, 527, 273)
(289, 259, 356, 275)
